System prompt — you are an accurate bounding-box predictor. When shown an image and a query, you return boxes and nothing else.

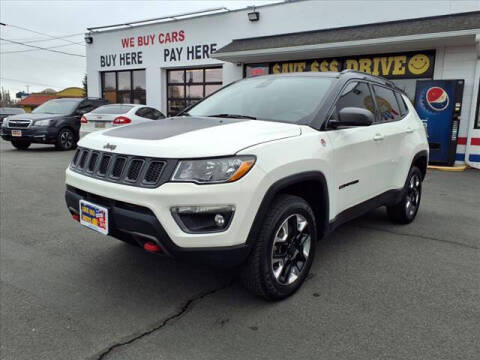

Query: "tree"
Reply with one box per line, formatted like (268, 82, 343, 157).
(82, 74, 88, 97)
(0, 87, 15, 106)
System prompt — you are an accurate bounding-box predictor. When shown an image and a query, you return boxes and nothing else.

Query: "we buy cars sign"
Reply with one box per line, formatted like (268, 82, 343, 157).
(99, 29, 218, 68)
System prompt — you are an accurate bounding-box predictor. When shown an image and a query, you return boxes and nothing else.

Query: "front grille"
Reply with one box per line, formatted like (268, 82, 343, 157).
(144, 161, 164, 184)
(70, 147, 168, 188)
(126, 159, 144, 182)
(98, 154, 111, 176)
(87, 152, 99, 172)
(8, 120, 31, 128)
(110, 157, 126, 178)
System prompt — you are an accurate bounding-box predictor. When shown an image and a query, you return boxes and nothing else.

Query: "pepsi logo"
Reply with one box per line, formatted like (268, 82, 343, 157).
(425, 87, 449, 111)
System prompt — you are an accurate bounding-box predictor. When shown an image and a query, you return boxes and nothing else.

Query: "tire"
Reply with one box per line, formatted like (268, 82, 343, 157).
(11, 139, 31, 150)
(387, 166, 423, 224)
(241, 194, 317, 300)
(55, 128, 76, 151)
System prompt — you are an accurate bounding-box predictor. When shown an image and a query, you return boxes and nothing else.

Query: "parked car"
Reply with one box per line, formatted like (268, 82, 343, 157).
(1, 98, 108, 150)
(65, 71, 429, 300)
(0, 107, 25, 126)
(80, 104, 165, 137)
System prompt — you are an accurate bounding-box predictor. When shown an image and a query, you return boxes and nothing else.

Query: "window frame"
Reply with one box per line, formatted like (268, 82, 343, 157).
(101, 69, 146, 105)
(166, 66, 222, 117)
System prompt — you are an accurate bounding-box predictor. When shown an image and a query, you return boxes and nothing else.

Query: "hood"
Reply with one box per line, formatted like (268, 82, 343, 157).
(7, 113, 66, 122)
(78, 116, 301, 158)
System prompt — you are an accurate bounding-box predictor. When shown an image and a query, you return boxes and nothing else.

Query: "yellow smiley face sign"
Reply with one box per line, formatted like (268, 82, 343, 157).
(408, 54, 430, 75)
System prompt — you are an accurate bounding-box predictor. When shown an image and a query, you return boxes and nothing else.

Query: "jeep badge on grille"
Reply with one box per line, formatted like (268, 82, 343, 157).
(103, 143, 116, 151)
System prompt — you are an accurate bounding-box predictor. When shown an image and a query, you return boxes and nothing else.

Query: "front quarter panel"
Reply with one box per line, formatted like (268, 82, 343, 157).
(238, 126, 336, 220)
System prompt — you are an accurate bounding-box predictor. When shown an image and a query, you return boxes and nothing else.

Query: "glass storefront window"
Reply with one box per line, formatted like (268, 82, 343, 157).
(168, 70, 184, 83)
(205, 68, 222, 82)
(186, 85, 203, 98)
(185, 69, 203, 83)
(205, 84, 222, 96)
(102, 72, 117, 103)
(133, 70, 146, 104)
(101, 70, 146, 105)
(166, 67, 222, 117)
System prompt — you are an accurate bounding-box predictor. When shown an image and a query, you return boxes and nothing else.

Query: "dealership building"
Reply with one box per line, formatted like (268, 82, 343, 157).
(85, 0, 480, 168)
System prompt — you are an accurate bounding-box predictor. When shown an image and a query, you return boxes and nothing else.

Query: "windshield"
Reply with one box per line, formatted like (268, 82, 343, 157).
(0, 107, 24, 115)
(32, 99, 81, 115)
(187, 76, 334, 123)
(91, 104, 134, 114)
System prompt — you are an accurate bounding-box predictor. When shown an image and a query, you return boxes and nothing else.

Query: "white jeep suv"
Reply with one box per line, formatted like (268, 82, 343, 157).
(65, 71, 429, 300)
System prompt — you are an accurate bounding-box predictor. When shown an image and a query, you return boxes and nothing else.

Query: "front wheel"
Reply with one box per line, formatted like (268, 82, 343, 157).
(241, 194, 317, 300)
(11, 139, 31, 150)
(387, 166, 423, 224)
(55, 128, 76, 151)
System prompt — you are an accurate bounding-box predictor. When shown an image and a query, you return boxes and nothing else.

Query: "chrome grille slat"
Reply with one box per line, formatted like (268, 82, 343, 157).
(69, 148, 166, 188)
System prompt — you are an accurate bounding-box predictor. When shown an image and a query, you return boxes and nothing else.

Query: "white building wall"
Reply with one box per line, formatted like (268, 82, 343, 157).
(86, 0, 480, 108)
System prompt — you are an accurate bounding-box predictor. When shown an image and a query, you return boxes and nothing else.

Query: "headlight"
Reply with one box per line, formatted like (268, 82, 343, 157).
(35, 119, 54, 126)
(171, 156, 255, 184)
(1, 117, 8, 127)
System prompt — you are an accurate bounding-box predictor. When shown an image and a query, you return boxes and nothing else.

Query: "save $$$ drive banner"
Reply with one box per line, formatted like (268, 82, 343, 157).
(247, 50, 435, 79)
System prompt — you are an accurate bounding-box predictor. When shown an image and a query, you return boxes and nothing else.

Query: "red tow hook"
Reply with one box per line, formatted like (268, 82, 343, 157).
(72, 213, 80, 222)
(144, 242, 161, 253)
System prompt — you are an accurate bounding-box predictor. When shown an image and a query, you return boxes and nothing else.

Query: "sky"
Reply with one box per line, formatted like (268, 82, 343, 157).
(0, 0, 278, 98)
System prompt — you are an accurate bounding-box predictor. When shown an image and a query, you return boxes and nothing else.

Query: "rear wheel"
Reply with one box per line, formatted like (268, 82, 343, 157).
(55, 128, 76, 150)
(241, 194, 316, 300)
(387, 166, 422, 224)
(11, 139, 31, 150)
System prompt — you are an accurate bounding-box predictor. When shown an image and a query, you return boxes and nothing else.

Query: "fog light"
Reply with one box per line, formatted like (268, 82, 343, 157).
(214, 214, 225, 227)
(171, 205, 235, 233)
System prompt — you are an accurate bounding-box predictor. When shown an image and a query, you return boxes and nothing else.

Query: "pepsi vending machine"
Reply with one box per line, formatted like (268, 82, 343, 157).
(414, 80, 464, 166)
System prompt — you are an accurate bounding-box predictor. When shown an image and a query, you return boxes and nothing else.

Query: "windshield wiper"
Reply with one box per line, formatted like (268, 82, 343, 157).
(207, 113, 257, 120)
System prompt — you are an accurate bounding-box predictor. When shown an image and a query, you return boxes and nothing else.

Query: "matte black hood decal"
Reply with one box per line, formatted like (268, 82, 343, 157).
(105, 116, 247, 140)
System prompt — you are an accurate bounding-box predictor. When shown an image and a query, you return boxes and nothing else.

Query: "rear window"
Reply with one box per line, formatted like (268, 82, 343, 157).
(91, 105, 134, 114)
(372, 85, 402, 122)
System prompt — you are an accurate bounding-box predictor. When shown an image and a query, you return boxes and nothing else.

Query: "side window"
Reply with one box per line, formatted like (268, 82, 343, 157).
(331, 81, 375, 120)
(135, 107, 150, 118)
(395, 92, 409, 116)
(150, 108, 165, 120)
(372, 85, 402, 122)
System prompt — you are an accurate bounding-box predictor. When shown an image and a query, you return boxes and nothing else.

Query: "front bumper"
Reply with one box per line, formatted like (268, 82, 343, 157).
(65, 164, 269, 266)
(1, 127, 58, 143)
(65, 186, 250, 267)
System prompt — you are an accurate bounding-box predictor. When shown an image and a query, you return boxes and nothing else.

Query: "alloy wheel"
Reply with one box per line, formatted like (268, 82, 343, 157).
(61, 130, 74, 149)
(271, 214, 312, 285)
(405, 173, 421, 217)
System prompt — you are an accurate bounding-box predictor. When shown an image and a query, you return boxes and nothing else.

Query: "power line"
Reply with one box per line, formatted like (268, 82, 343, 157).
(5, 33, 85, 45)
(3, 24, 84, 47)
(1, 41, 84, 54)
(0, 38, 85, 57)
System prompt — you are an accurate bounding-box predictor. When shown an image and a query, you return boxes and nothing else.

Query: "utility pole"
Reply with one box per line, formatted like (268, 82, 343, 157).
(26, 85, 30, 94)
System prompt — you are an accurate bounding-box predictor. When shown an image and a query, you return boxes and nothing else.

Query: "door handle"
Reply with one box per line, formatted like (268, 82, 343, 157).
(373, 133, 384, 141)
(405, 127, 414, 134)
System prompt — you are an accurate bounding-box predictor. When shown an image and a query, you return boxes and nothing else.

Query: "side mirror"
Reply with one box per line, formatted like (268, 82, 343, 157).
(330, 107, 374, 128)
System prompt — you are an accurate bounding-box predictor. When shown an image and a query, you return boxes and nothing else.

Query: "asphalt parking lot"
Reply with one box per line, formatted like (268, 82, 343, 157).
(1, 139, 479, 360)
